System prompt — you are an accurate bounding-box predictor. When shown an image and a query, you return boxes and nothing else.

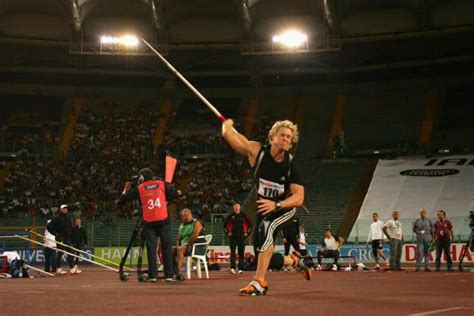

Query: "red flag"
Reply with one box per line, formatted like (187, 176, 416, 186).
(165, 156, 178, 183)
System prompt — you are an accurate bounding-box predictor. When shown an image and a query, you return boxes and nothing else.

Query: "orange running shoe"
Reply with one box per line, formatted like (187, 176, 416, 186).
(290, 251, 313, 281)
(239, 279, 268, 296)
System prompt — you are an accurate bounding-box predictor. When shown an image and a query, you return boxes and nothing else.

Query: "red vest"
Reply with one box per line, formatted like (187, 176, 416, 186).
(138, 180, 168, 223)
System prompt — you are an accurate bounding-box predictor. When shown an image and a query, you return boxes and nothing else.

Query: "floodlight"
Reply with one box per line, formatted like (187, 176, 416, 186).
(272, 29, 308, 49)
(100, 35, 139, 47)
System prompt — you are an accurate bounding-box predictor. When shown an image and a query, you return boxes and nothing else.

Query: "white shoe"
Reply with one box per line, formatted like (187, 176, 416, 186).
(75, 269, 82, 274)
(229, 268, 236, 274)
(69, 267, 76, 274)
(316, 264, 322, 271)
(238, 270, 243, 274)
(56, 268, 67, 275)
(331, 264, 338, 271)
(374, 264, 380, 270)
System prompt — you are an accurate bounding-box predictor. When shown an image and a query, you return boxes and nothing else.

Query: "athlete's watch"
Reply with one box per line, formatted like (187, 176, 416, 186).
(275, 201, 283, 211)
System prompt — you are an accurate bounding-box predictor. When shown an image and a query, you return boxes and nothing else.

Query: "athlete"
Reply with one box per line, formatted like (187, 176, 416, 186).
(222, 119, 311, 296)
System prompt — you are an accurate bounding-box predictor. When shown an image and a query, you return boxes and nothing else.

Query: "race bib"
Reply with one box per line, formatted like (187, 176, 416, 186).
(258, 178, 285, 198)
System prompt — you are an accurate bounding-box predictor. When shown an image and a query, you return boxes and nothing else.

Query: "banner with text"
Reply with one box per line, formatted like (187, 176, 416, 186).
(351, 155, 474, 241)
(6, 244, 472, 265)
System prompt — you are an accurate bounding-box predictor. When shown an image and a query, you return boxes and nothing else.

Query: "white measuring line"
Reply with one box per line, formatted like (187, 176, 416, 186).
(409, 306, 474, 316)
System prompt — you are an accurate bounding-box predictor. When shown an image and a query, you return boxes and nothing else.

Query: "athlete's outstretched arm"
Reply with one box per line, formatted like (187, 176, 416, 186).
(222, 119, 260, 165)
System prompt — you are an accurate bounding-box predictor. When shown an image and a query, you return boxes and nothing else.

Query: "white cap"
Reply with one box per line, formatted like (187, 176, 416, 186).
(60, 204, 68, 209)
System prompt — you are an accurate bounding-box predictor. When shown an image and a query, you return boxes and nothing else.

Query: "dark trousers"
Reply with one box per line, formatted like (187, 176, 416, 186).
(317, 249, 340, 265)
(389, 239, 403, 270)
(229, 237, 245, 270)
(56, 242, 74, 269)
(72, 245, 84, 266)
(435, 239, 453, 270)
(143, 221, 173, 279)
(44, 247, 57, 272)
(283, 235, 301, 256)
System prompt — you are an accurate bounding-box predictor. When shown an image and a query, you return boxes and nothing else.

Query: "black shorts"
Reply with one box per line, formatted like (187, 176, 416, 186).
(372, 240, 383, 251)
(254, 208, 296, 252)
(184, 236, 207, 256)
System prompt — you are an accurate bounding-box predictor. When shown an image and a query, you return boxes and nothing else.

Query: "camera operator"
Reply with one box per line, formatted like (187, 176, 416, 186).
(117, 168, 180, 282)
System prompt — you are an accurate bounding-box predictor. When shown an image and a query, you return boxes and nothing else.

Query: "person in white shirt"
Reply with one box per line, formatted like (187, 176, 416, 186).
(383, 211, 404, 271)
(298, 225, 308, 256)
(316, 229, 344, 271)
(365, 213, 388, 269)
(44, 220, 57, 273)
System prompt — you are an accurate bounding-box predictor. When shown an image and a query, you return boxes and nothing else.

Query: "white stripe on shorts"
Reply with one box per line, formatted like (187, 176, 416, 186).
(259, 208, 296, 252)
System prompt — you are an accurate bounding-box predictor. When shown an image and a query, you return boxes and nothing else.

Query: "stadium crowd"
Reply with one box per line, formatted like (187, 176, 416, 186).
(0, 107, 270, 221)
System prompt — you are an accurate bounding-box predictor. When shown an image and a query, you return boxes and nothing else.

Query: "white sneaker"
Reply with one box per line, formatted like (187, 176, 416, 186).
(69, 267, 76, 274)
(75, 269, 82, 274)
(331, 264, 338, 271)
(238, 270, 243, 274)
(56, 268, 67, 275)
(316, 264, 322, 271)
(229, 268, 236, 274)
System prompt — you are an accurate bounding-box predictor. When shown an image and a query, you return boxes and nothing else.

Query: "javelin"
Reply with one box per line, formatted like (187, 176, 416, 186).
(25, 264, 54, 277)
(141, 38, 227, 123)
(0, 235, 119, 272)
(27, 229, 134, 272)
(301, 205, 311, 214)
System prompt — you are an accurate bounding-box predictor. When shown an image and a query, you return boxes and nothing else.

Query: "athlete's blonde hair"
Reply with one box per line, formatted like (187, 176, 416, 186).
(268, 120, 299, 149)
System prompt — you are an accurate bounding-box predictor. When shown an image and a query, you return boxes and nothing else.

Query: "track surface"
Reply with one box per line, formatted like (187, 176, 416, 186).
(1, 267, 473, 315)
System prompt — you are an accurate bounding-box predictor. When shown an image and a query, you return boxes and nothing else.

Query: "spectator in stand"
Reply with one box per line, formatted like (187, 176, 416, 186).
(434, 210, 454, 272)
(0, 107, 267, 222)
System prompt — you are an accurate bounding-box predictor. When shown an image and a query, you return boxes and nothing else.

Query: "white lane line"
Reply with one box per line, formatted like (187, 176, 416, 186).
(0, 290, 45, 294)
(409, 306, 474, 316)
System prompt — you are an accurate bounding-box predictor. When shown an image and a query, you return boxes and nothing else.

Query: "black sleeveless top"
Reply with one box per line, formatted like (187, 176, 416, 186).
(253, 145, 303, 202)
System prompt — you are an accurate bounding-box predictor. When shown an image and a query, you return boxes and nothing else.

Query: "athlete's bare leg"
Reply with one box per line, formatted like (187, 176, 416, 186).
(254, 246, 274, 282)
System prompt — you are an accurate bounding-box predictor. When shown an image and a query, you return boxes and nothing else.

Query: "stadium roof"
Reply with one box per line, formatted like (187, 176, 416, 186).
(0, 0, 474, 86)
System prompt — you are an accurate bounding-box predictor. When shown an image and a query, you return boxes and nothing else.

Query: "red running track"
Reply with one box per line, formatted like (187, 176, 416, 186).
(1, 268, 473, 316)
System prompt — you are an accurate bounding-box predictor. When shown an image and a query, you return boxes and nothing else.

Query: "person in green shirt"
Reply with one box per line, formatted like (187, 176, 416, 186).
(175, 208, 204, 280)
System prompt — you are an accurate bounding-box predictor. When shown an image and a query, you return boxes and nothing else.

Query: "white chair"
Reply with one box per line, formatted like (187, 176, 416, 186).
(186, 234, 212, 280)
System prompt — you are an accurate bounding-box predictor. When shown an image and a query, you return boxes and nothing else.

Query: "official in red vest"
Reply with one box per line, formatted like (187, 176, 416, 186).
(118, 168, 180, 282)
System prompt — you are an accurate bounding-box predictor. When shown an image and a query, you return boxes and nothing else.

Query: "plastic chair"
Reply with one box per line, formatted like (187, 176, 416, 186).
(186, 234, 212, 280)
